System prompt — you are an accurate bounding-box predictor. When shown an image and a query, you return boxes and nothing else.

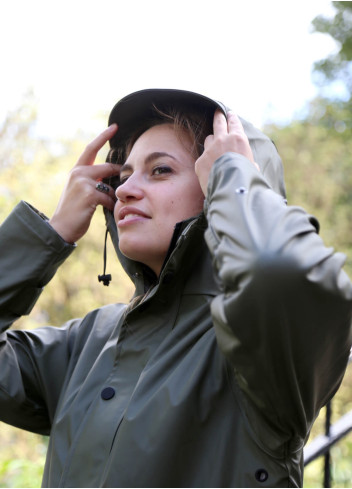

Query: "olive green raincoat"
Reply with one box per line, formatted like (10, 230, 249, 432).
(1, 120, 351, 487)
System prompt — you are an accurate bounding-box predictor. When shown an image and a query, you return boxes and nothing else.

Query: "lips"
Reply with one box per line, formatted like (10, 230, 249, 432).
(123, 213, 143, 221)
(117, 206, 151, 222)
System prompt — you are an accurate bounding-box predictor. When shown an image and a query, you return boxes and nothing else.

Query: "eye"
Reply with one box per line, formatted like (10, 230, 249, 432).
(152, 166, 172, 177)
(119, 173, 131, 184)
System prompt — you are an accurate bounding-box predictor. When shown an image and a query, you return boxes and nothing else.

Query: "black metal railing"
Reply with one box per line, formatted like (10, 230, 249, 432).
(304, 353, 352, 487)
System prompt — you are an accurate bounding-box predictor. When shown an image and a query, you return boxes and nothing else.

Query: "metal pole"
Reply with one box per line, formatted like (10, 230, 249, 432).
(324, 401, 332, 488)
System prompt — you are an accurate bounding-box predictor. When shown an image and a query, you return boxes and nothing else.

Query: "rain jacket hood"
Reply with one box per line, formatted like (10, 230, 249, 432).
(103, 88, 287, 290)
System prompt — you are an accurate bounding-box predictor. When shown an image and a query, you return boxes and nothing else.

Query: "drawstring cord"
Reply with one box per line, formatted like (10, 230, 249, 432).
(98, 228, 112, 286)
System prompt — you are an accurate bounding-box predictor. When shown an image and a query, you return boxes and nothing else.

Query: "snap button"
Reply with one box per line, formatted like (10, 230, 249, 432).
(101, 387, 115, 400)
(255, 469, 268, 483)
(235, 186, 248, 194)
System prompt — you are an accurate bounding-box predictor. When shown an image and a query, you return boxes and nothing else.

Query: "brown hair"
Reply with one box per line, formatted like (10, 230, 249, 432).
(105, 104, 213, 188)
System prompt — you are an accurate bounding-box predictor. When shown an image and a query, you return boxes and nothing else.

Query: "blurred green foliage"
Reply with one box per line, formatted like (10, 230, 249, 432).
(312, 1, 352, 98)
(0, 424, 46, 488)
(1, 3, 352, 485)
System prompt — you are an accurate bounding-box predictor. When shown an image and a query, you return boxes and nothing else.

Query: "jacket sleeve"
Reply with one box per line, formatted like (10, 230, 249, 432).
(0, 201, 78, 434)
(204, 152, 352, 450)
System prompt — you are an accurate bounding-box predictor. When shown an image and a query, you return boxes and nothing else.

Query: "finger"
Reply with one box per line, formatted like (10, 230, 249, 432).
(73, 162, 120, 182)
(213, 109, 228, 136)
(95, 181, 112, 195)
(203, 134, 214, 150)
(227, 111, 245, 135)
(67, 163, 120, 208)
(95, 180, 117, 210)
(95, 180, 118, 201)
(76, 124, 118, 167)
(98, 194, 116, 212)
(95, 183, 117, 211)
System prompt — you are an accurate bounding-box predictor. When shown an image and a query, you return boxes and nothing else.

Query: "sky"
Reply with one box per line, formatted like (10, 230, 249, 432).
(0, 0, 339, 141)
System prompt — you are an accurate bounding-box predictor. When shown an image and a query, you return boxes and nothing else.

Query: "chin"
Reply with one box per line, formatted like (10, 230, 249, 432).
(119, 240, 147, 263)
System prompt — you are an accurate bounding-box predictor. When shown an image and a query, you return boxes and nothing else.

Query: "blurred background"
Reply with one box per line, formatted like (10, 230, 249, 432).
(0, 1, 351, 486)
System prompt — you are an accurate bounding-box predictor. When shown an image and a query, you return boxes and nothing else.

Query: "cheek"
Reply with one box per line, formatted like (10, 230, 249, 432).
(113, 200, 122, 224)
(167, 192, 204, 222)
(183, 181, 205, 215)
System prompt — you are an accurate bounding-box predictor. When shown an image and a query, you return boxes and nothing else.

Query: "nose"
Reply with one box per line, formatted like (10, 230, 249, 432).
(115, 172, 144, 202)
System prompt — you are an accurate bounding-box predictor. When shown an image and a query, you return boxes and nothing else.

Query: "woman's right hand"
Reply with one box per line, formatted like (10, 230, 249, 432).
(49, 124, 119, 244)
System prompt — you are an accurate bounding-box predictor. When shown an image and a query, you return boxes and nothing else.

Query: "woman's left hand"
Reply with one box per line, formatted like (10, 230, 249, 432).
(195, 110, 259, 197)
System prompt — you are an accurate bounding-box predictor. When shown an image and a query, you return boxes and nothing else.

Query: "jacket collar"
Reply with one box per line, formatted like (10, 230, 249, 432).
(104, 209, 207, 296)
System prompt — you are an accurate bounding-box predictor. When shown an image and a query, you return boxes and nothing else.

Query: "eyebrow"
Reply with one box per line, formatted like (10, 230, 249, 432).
(120, 152, 177, 173)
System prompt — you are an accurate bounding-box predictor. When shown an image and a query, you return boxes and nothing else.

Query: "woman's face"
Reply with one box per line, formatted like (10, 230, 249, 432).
(114, 124, 205, 276)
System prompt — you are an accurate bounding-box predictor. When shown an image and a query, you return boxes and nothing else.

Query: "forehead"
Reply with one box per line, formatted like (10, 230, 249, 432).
(127, 123, 193, 158)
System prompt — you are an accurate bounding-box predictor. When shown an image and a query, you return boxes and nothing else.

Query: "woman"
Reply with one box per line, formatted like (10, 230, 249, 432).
(0, 89, 351, 488)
